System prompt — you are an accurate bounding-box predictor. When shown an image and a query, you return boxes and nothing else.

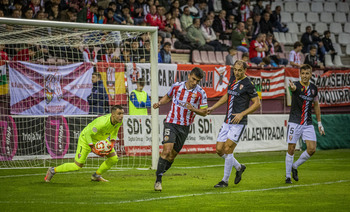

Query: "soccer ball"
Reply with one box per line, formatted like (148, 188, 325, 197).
(94, 140, 111, 152)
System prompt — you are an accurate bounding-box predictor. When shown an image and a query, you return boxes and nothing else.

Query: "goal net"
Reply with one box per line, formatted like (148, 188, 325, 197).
(0, 18, 159, 170)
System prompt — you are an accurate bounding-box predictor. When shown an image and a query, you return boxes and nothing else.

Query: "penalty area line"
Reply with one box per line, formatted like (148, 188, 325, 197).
(0, 180, 348, 205)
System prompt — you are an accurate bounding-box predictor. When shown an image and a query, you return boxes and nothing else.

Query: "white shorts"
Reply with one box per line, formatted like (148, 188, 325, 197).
(286, 122, 317, 144)
(217, 122, 246, 143)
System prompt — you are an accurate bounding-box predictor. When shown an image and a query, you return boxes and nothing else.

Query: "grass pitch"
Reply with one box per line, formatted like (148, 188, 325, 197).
(0, 149, 349, 212)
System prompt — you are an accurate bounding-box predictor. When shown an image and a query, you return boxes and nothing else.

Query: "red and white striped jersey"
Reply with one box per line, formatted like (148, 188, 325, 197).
(165, 81, 208, 126)
(249, 40, 265, 59)
(289, 50, 301, 65)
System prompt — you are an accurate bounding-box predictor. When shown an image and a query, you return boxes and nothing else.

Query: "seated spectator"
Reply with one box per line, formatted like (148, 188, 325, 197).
(143, 0, 154, 16)
(231, 22, 249, 53)
(289, 41, 303, 68)
(105, 8, 117, 24)
(180, 6, 193, 31)
(252, 0, 263, 16)
(322, 30, 337, 61)
(97, 43, 116, 62)
(186, 18, 215, 51)
(213, 10, 231, 40)
(121, 6, 134, 25)
(222, 0, 239, 17)
(209, 0, 222, 13)
(249, 33, 268, 65)
(145, 5, 169, 38)
(242, 52, 253, 67)
(12, 1, 23, 14)
(195, 1, 208, 19)
(77, 2, 98, 23)
(245, 17, 254, 41)
(0, 44, 9, 61)
(180, 0, 199, 17)
(260, 12, 273, 35)
(301, 26, 313, 54)
(311, 30, 326, 63)
(87, 72, 109, 115)
(140, 40, 150, 62)
(201, 18, 226, 51)
(129, 77, 151, 115)
(171, 8, 183, 34)
(0, 0, 11, 16)
(156, 5, 171, 38)
(129, 0, 144, 25)
(225, 46, 237, 66)
(226, 14, 237, 39)
(270, 6, 288, 33)
(239, 0, 251, 22)
(47, 4, 60, 21)
(23, 7, 34, 19)
(266, 33, 288, 66)
(120, 48, 132, 62)
(13, 46, 36, 61)
(35, 10, 47, 20)
(97, 6, 107, 24)
(304, 46, 324, 69)
(116, 0, 126, 14)
(11, 9, 21, 18)
(131, 39, 141, 62)
(60, 7, 78, 22)
(160, 42, 171, 63)
(29, 0, 42, 17)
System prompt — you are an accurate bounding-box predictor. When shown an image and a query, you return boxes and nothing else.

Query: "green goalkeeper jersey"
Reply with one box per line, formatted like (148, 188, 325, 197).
(81, 114, 122, 145)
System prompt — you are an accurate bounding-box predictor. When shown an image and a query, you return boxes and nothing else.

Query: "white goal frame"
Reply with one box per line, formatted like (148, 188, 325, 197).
(0, 17, 160, 170)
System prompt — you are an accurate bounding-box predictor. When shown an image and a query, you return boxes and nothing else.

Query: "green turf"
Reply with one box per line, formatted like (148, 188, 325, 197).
(1, 149, 350, 212)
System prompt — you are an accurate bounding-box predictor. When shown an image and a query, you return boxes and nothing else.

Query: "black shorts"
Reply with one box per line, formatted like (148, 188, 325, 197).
(163, 122, 190, 153)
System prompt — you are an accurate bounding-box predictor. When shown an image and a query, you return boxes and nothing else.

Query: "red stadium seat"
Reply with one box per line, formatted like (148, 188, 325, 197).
(200, 51, 210, 64)
(192, 50, 203, 64)
(207, 51, 218, 64)
(215, 51, 225, 64)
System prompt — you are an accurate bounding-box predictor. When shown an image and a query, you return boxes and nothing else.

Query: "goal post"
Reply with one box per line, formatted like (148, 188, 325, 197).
(0, 17, 159, 170)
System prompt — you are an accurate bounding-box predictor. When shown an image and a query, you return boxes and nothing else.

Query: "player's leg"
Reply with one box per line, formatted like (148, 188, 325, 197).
(92, 149, 119, 182)
(292, 125, 317, 181)
(45, 138, 88, 182)
(285, 123, 301, 183)
(216, 123, 228, 158)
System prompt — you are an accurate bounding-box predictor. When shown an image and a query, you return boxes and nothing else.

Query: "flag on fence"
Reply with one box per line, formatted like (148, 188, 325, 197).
(8, 61, 93, 115)
(0, 61, 8, 95)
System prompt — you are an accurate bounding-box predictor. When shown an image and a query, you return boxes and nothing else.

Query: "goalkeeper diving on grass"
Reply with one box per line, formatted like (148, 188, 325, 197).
(44, 105, 124, 182)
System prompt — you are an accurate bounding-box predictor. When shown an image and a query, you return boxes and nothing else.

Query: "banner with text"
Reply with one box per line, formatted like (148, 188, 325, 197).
(8, 62, 93, 115)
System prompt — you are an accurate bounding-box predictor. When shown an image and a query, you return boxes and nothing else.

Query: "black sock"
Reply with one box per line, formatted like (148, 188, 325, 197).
(156, 157, 168, 182)
(164, 160, 173, 173)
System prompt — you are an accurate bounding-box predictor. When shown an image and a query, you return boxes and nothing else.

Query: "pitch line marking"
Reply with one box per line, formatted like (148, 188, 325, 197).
(0, 180, 348, 205)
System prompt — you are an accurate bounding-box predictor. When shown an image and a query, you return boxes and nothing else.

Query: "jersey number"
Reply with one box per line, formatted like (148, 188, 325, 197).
(164, 128, 170, 136)
(289, 127, 294, 135)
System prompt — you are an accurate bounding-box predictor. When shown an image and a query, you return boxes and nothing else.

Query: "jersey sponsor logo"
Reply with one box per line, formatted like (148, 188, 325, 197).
(299, 94, 314, 101)
(227, 90, 240, 96)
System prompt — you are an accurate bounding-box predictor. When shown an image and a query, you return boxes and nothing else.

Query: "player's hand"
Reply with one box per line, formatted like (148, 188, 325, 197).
(185, 102, 194, 111)
(318, 122, 325, 135)
(207, 107, 214, 115)
(289, 80, 296, 91)
(231, 113, 244, 124)
(153, 102, 161, 109)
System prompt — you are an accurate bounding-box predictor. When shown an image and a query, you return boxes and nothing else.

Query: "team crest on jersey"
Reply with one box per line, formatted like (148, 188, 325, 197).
(240, 84, 244, 90)
(78, 153, 81, 159)
(311, 89, 315, 95)
(301, 88, 304, 92)
(191, 93, 197, 99)
(289, 135, 293, 141)
(164, 136, 169, 142)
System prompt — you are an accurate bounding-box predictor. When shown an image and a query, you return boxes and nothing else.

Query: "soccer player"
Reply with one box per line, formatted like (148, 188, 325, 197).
(44, 105, 124, 182)
(285, 64, 325, 184)
(207, 60, 260, 188)
(153, 67, 208, 191)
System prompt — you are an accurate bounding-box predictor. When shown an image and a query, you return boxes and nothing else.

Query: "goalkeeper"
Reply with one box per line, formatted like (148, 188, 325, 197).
(45, 105, 124, 182)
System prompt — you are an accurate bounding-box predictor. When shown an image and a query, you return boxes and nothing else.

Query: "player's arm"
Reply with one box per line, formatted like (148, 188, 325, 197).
(289, 80, 297, 92)
(207, 93, 228, 114)
(232, 96, 260, 124)
(153, 94, 172, 109)
(185, 103, 208, 116)
(313, 99, 325, 135)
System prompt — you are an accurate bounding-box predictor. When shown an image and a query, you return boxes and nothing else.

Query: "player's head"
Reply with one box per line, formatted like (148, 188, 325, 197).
(232, 60, 248, 80)
(300, 64, 312, 84)
(136, 77, 145, 90)
(92, 72, 101, 83)
(188, 67, 204, 89)
(111, 105, 124, 124)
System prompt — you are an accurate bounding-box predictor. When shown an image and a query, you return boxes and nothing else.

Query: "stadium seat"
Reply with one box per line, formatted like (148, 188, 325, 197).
(236, 51, 243, 60)
(278, 33, 287, 44)
(325, 54, 334, 67)
(298, 0, 311, 1)
(222, 51, 229, 63)
(333, 55, 344, 67)
(281, 12, 292, 23)
(207, 51, 218, 64)
(344, 23, 350, 34)
(298, 2, 310, 13)
(300, 23, 312, 34)
(324, 2, 336, 13)
(279, 43, 286, 53)
(329, 23, 343, 35)
(273, 32, 280, 43)
(337, 2, 350, 13)
(285, 33, 293, 45)
(320, 13, 333, 24)
(192, 50, 203, 64)
(215, 51, 225, 64)
(285, 2, 297, 12)
(288, 23, 299, 34)
(334, 12, 347, 23)
(200, 51, 210, 64)
(300, 53, 305, 64)
(293, 12, 306, 24)
(315, 23, 328, 34)
(307, 12, 319, 24)
(311, 2, 323, 13)
(346, 44, 350, 56)
(271, 2, 284, 11)
(291, 33, 298, 43)
(338, 33, 350, 45)
(333, 43, 344, 56)
(330, 34, 336, 43)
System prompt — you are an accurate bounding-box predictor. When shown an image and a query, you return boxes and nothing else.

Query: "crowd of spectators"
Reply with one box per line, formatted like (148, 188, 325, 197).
(0, 0, 337, 68)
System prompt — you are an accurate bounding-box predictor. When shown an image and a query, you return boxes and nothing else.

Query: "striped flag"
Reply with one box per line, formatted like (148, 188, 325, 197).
(0, 62, 8, 95)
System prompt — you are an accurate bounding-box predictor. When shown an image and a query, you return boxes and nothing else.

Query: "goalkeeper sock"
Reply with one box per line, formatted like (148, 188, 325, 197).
(163, 160, 173, 173)
(156, 157, 168, 182)
(293, 151, 311, 169)
(96, 156, 119, 175)
(55, 163, 81, 173)
(285, 153, 294, 179)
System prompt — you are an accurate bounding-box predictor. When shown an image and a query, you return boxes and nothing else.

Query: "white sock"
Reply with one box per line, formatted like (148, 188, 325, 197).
(232, 155, 241, 171)
(293, 151, 311, 169)
(221, 154, 227, 159)
(285, 153, 294, 178)
(222, 154, 234, 183)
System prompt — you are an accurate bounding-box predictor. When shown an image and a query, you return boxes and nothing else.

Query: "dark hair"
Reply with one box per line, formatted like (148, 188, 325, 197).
(300, 64, 312, 72)
(137, 77, 145, 86)
(109, 2, 117, 6)
(293, 41, 303, 49)
(92, 72, 102, 79)
(228, 46, 237, 52)
(234, 60, 248, 69)
(90, 2, 98, 8)
(309, 46, 317, 51)
(324, 30, 330, 36)
(190, 67, 204, 79)
(163, 42, 171, 47)
(111, 105, 123, 111)
(242, 52, 249, 58)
